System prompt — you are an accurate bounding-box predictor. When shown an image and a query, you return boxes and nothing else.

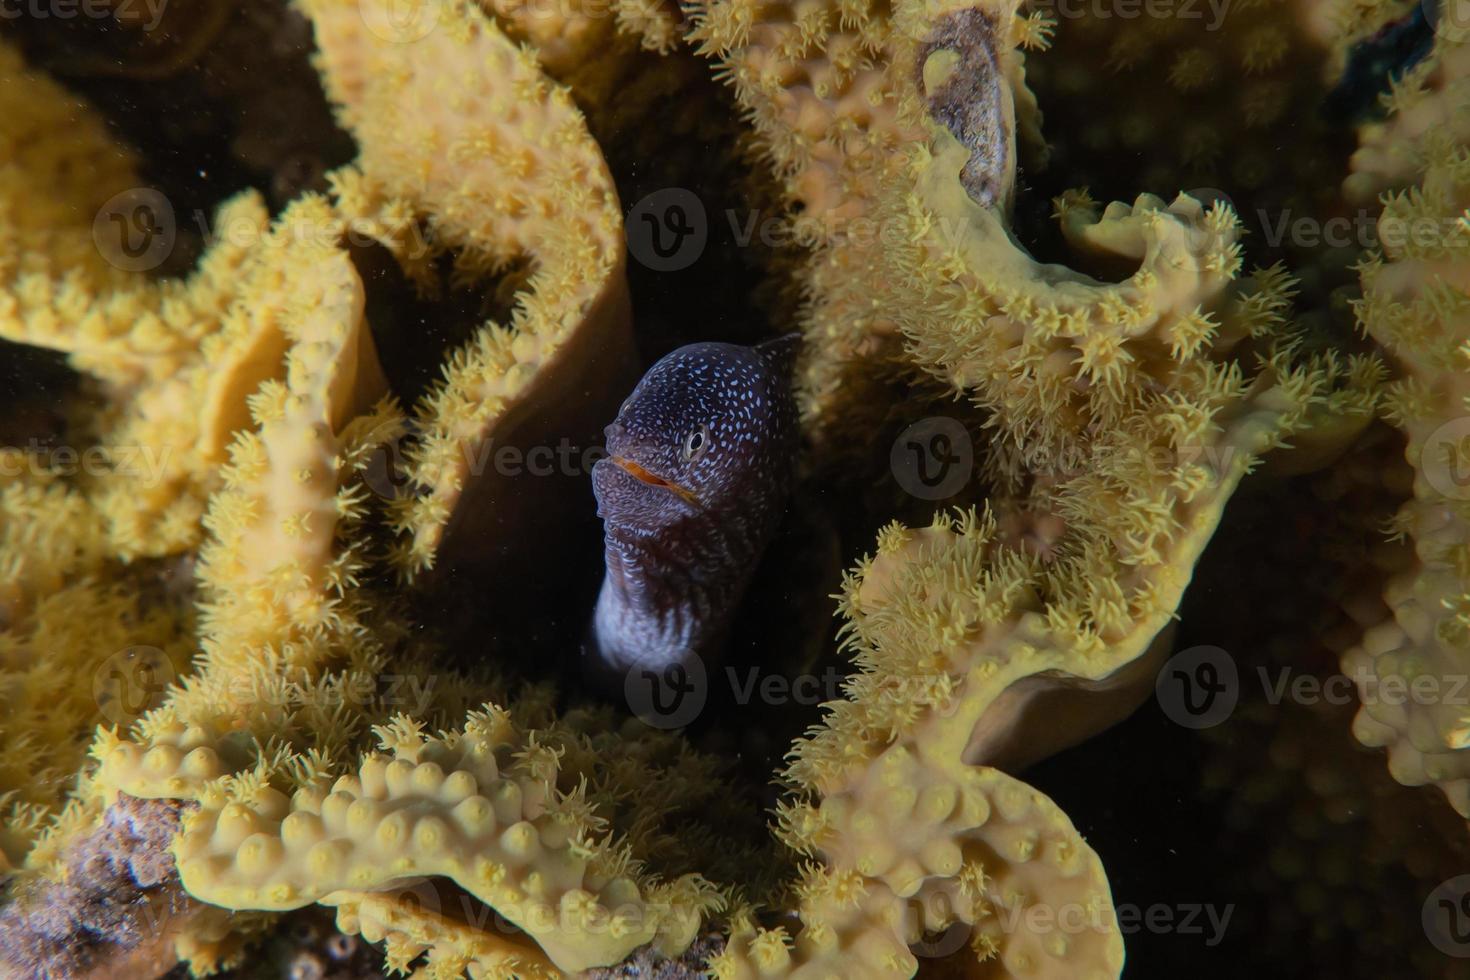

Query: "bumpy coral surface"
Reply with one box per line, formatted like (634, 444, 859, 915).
(1, 0, 1469, 978)
(1344, 22, 1470, 817)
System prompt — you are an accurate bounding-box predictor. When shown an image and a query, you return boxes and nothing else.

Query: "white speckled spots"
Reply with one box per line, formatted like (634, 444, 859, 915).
(589, 337, 799, 677)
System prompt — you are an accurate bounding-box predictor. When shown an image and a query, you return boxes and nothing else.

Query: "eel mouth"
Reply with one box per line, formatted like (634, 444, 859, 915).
(609, 456, 699, 507)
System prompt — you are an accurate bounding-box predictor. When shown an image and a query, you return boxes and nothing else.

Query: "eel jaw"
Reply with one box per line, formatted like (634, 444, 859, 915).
(609, 456, 700, 507)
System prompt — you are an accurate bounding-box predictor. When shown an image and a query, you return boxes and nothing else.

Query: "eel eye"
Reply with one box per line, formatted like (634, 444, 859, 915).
(683, 425, 709, 461)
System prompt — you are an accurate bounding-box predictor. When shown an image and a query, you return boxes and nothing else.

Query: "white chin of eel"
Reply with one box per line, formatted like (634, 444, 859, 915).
(585, 337, 800, 693)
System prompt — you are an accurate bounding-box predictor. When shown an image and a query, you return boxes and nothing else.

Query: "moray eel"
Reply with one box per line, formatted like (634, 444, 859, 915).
(587, 335, 799, 684)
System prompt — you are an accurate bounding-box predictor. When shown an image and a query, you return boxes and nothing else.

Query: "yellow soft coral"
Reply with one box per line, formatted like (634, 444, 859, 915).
(43, 194, 403, 971)
(686, 0, 1327, 486)
(726, 748, 1121, 979)
(1346, 29, 1470, 814)
(298, 0, 636, 578)
(332, 888, 560, 979)
(0, 2, 1425, 977)
(0, 38, 138, 301)
(887, 176, 1250, 469)
(0, 37, 370, 560)
(687, 0, 950, 441)
(675, 7, 1377, 971)
(171, 707, 714, 973)
(12, 6, 733, 974)
(728, 337, 1367, 977)
(89, 193, 393, 789)
(1345, 29, 1470, 205)
(0, 581, 190, 864)
(0, 464, 106, 626)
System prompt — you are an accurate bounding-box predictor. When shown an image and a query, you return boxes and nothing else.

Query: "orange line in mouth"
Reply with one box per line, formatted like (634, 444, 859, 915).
(610, 456, 699, 506)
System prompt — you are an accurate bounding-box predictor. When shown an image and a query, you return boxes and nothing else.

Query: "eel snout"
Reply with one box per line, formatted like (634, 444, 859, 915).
(608, 455, 700, 507)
